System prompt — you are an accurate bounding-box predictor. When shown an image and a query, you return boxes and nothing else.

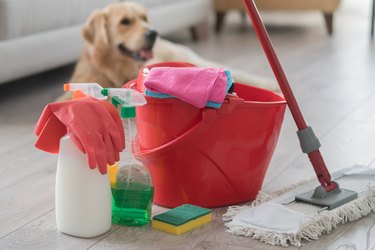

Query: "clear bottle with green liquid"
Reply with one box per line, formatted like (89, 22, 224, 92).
(102, 88, 154, 226)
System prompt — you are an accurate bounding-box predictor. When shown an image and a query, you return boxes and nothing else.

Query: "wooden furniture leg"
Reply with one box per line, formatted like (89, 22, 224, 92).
(190, 22, 208, 41)
(323, 13, 334, 35)
(215, 11, 226, 34)
(371, 0, 375, 38)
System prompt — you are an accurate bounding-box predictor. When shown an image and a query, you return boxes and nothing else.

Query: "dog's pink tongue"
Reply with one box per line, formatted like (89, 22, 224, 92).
(141, 49, 153, 60)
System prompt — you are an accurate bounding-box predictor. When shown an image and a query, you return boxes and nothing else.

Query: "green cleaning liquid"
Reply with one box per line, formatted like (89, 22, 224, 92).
(102, 88, 153, 227)
(111, 181, 154, 226)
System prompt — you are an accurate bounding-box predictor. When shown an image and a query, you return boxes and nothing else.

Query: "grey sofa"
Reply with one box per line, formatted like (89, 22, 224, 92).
(0, 0, 212, 84)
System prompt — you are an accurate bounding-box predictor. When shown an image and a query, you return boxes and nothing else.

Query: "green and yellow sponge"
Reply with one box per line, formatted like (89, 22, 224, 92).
(152, 204, 212, 235)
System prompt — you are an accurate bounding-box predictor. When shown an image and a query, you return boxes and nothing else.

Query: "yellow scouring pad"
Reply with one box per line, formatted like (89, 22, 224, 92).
(152, 204, 212, 235)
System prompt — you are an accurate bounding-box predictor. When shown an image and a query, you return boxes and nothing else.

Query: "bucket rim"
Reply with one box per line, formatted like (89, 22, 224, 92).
(141, 83, 287, 107)
(234, 82, 286, 105)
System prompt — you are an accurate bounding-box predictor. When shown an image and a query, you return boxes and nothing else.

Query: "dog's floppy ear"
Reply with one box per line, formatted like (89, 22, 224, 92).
(82, 10, 109, 47)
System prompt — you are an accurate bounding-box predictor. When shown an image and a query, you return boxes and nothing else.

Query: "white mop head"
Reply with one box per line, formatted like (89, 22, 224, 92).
(224, 168, 375, 247)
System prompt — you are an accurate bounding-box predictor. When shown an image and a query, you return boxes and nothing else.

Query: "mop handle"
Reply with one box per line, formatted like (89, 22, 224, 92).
(241, 0, 336, 191)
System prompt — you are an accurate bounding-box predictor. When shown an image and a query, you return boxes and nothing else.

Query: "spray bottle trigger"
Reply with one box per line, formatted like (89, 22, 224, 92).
(73, 90, 87, 99)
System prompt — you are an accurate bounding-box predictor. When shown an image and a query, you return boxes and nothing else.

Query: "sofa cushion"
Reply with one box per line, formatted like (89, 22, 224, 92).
(132, 0, 184, 8)
(0, 0, 119, 40)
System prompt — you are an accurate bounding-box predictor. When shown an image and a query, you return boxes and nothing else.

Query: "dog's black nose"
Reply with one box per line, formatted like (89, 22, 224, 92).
(145, 30, 158, 43)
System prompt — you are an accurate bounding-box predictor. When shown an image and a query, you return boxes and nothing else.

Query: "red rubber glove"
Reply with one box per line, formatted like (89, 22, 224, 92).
(35, 96, 125, 174)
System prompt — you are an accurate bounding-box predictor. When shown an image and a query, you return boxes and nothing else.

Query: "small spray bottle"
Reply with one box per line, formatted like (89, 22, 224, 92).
(102, 88, 154, 226)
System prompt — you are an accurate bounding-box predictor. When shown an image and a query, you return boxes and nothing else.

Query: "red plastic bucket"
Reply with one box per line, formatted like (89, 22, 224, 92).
(127, 62, 286, 208)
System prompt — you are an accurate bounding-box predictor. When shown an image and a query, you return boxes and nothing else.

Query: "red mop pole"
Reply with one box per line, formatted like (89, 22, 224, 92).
(242, 0, 336, 192)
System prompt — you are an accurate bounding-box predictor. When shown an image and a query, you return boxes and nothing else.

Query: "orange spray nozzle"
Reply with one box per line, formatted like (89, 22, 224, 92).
(64, 83, 107, 100)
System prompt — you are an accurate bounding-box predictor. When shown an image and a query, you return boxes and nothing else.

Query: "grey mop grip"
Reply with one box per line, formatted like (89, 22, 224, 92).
(297, 126, 321, 153)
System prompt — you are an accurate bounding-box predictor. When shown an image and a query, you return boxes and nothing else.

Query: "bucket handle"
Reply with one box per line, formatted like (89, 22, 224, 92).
(139, 108, 218, 158)
(139, 96, 244, 158)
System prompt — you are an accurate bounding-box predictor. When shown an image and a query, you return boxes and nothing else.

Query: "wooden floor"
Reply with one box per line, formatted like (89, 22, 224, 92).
(0, 0, 374, 249)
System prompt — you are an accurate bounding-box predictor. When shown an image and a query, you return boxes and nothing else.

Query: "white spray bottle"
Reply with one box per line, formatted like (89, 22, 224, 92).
(56, 83, 111, 237)
(102, 88, 153, 226)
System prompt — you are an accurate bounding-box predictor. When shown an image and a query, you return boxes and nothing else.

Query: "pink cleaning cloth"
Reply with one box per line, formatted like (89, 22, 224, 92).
(144, 67, 228, 108)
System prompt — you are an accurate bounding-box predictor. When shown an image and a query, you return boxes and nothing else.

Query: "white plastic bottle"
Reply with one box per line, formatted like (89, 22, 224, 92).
(55, 135, 112, 238)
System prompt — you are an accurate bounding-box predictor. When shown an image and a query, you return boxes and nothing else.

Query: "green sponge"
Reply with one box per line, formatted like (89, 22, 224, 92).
(152, 204, 212, 235)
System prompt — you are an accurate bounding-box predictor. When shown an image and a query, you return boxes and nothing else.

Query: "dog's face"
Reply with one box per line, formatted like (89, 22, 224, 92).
(83, 2, 157, 62)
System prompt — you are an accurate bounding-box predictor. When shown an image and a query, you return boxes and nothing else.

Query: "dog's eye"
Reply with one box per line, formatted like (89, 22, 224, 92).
(142, 16, 148, 22)
(120, 18, 131, 25)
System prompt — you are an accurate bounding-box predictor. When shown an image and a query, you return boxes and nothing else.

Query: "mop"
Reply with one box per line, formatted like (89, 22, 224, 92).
(224, 0, 375, 246)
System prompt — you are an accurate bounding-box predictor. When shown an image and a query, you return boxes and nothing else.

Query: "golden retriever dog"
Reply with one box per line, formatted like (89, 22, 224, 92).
(58, 2, 277, 100)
